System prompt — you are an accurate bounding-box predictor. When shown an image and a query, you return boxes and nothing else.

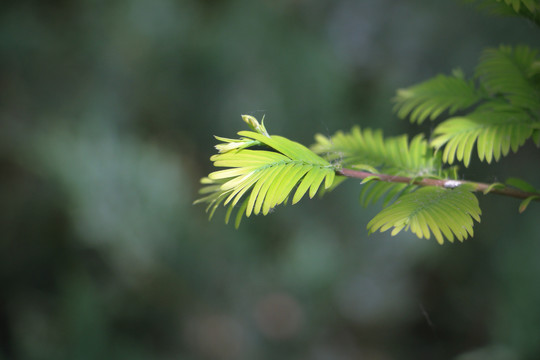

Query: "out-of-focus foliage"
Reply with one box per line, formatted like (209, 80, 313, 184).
(1, 0, 540, 359)
(468, 0, 540, 25)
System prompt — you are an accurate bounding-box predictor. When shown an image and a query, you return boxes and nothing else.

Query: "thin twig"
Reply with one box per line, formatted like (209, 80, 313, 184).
(338, 168, 540, 201)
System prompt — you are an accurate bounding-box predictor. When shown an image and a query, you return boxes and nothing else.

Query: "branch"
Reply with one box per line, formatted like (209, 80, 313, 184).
(338, 168, 540, 201)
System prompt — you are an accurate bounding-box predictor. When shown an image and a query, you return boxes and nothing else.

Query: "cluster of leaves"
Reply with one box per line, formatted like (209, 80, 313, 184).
(195, 1, 540, 244)
(393, 46, 540, 167)
(311, 127, 458, 207)
(196, 115, 486, 244)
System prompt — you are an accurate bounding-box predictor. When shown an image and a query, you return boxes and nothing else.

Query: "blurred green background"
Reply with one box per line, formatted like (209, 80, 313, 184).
(1, 0, 540, 359)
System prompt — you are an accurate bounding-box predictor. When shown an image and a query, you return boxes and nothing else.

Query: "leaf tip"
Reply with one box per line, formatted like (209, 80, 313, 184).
(519, 196, 540, 213)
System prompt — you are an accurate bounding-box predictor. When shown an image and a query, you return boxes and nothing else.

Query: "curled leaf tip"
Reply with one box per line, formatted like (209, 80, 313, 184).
(360, 175, 381, 185)
(482, 182, 505, 195)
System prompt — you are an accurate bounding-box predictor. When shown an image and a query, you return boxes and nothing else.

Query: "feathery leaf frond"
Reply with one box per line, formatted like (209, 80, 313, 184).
(476, 45, 540, 112)
(430, 103, 537, 166)
(359, 181, 415, 207)
(195, 116, 337, 227)
(396, 45, 540, 165)
(313, 126, 459, 205)
(312, 126, 452, 178)
(367, 185, 481, 244)
(312, 126, 459, 208)
(393, 71, 483, 124)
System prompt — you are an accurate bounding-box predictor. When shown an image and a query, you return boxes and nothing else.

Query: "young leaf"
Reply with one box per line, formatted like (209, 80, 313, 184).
(476, 45, 540, 112)
(505, 177, 539, 193)
(519, 196, 540, 213)
(393, 72, 483, 124)
(367, 185, 481, 244)
(195, 116, 337, 226)
(359, 181, 414, 208)
(430, 103, 535, 166)
(312, 127, 452, 179)
(483, 182, 505, 195)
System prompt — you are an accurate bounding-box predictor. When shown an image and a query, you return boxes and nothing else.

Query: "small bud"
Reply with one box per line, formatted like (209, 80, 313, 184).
(241, 115, 269, 137)
(242, 115, 259, 130)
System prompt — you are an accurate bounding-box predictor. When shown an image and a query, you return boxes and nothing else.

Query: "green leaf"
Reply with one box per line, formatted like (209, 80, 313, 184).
(360, 175, 381, 185)
(533, 129, 540, 146)
(313, 126, 460, 212)
(476, 45, 540, 112)
(505, 177, 538, 193)
(430, 103, 535, 166)
(367, 185, 481, 244)
(498, 0, 540, 14)
(235, 199, 249, 229)
(195, 117, 338, 226)
(359, 181, 413, 207)
(393, 72, 483, 124)
(312, 127, 453, 179)
(483, 182, 505, 194)
(519, 196, 540, 213)
(312, 127, 386, 167)
(351, 164, 380, 174)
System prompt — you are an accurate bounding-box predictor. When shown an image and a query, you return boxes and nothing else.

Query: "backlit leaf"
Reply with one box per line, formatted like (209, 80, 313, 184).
(367, 185, 481, 244)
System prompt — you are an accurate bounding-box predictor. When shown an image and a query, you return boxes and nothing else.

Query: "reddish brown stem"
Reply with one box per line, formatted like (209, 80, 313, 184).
(338, 168, 540, 201)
